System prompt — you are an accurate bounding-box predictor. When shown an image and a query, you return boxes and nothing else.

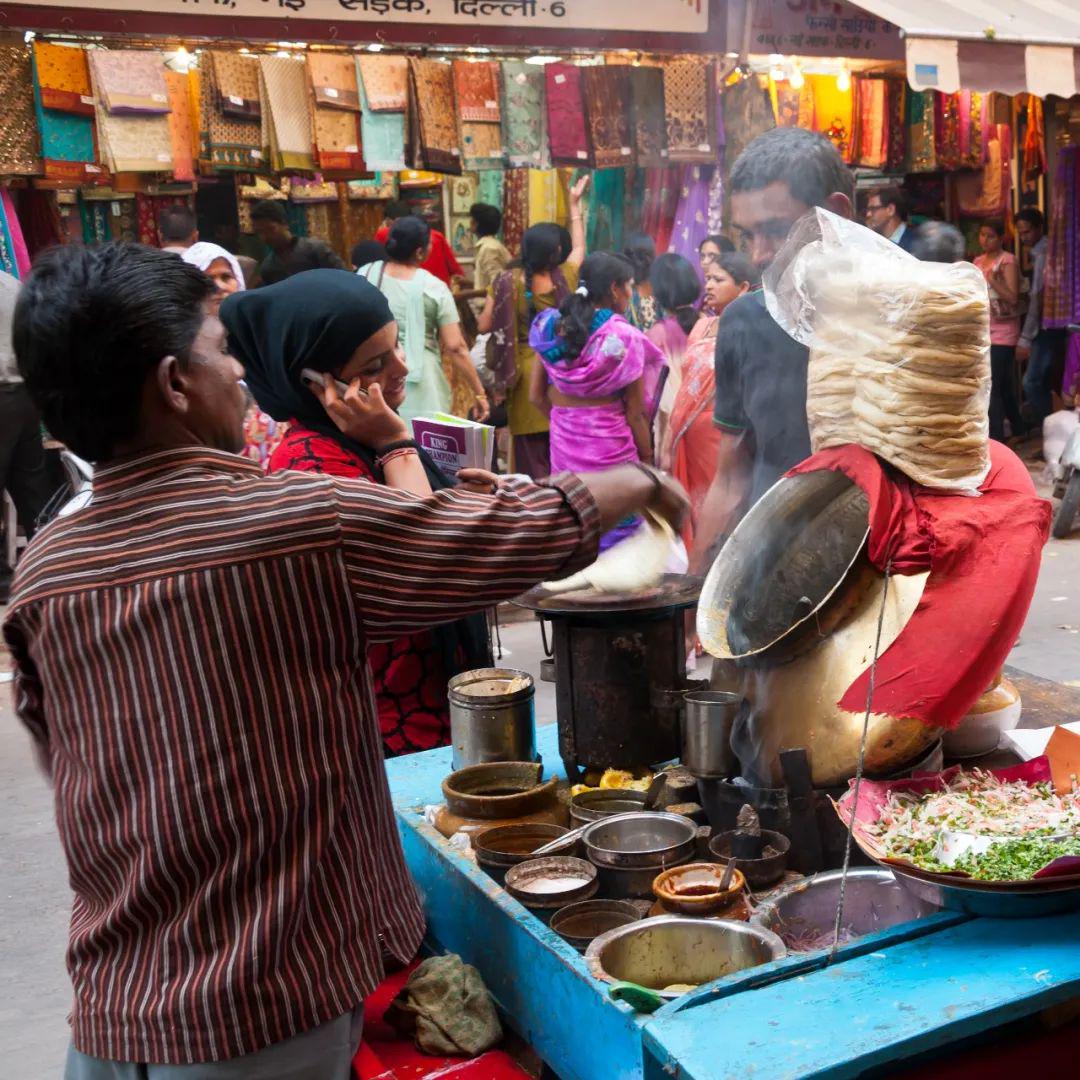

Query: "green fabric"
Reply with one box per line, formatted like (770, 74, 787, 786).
(501, 61, 547, 168)
(587, 168, 626, 253)
(356, 57, 407, 171)
(385, 955, 502, 1057)
(32, 55, 94, 165)
(476, 169, 505, 227)
(359, 262, 458, 422)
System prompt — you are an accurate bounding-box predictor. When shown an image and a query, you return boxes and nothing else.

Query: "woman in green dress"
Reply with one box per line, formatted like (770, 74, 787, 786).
(359, 216, 488, 425)
(478, 175, 589, 478)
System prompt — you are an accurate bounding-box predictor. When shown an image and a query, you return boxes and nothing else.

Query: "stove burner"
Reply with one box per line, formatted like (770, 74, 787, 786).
(516, 574, 702, 617)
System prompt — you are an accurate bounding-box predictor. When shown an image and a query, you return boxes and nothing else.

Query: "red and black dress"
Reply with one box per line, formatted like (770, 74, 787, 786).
(268, 424, 455, 757)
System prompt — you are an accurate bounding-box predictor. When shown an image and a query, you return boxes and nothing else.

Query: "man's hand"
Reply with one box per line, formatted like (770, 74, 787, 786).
(1017, 343, 1031, 363)
(456, 468, 502, 494)
(311, 377, 409, 451)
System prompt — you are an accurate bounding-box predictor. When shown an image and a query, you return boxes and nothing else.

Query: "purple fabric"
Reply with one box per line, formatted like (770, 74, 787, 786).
(1063, 334, 1080, 399)
(668, 165, 712, 281)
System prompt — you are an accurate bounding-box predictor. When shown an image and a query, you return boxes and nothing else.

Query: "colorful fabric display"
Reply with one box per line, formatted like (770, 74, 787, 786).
(501, 62, 547, 169)
(89, 49, 170, 115)
(258, 56, 315, 172)
(546, 64, 591, 167)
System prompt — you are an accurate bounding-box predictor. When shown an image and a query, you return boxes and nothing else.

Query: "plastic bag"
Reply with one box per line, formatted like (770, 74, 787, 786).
(764, 208, 992, 492)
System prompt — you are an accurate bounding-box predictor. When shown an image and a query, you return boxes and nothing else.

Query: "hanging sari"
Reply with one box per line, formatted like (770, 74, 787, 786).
(477, 169, 505, 214)
(1042, 144, 1078, 331)
(809, 73, 854, 163)
(164, 70, 196, 182)
(666, 316, 721, 553)
(855, 77, 887, 169)
(356, 57, 406, 171)
(721, 75, 775, 174)
(664, 59, 716, 164)
(258, 56, 315, 172)
(631, 67, 667, 168)
(200, 53, 262, 171)
(583, 65, 633, 169)
(527, 168, 567, 226)
(586, 168, 625, 253)
(669, 166, 711, 261)
(934, 92, 962, 171)
(0, 45, 41, 177)
(453, 60, 501, 123)
(885, 78, 907, 171)
(908, 88, 937, 172)
(546, 64, 592, 167)
(88, 49, 170, 115)
(33, 40, 94, 116)
(502, 167, 529, 254)
(642, 166, 681, 255)
(408, 58, 462, 175)
(501, 62, 547, 168)
(32, 51, 96, 183)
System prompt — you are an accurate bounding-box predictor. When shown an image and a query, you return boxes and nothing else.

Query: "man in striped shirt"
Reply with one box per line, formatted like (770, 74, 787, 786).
(3, 244, 687, 1078)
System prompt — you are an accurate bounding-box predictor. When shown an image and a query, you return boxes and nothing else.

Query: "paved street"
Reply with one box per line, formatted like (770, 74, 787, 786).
(3, 472, 1080, 1077)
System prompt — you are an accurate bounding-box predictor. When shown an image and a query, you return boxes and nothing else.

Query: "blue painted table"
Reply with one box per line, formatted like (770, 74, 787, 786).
(386, 725, 1080, 1079)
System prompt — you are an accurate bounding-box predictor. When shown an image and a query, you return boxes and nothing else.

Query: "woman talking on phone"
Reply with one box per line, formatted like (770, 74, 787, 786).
(221, 270, 492, 757)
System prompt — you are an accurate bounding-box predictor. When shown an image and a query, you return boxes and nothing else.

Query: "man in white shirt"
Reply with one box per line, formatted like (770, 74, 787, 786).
(158, 205, 198, 254)
(865, 185, 919, 254)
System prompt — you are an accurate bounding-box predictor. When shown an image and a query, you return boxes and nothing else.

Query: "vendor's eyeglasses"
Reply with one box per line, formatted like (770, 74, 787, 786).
(865, 201, 886, 217)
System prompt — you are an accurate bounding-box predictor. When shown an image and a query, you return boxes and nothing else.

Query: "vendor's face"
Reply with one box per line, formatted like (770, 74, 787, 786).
(731, 182, 812, 272)
(705, 265, 748, 315)
(337, 322, 408, 410)
(979, 227, 1003, 254)
(699, 240, 723, 271)
(610, 277, 634, 314)
(205, 257, 240, 314)
(1017, 219, 1041, 249)
(183, 308, 248, 453)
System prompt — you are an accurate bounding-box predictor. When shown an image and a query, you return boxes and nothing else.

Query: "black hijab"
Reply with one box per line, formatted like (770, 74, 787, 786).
(221, 269, 492, 681)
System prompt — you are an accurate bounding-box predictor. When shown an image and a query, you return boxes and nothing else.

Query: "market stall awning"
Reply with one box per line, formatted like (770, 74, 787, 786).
(852, 0, 1080, 97)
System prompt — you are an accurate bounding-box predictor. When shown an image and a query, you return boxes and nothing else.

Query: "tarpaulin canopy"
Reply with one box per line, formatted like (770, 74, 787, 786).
(853, 0, 1080, 97)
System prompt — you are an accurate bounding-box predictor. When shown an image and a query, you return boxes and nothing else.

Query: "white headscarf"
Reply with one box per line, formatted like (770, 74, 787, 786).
(181, 242, 246, 292)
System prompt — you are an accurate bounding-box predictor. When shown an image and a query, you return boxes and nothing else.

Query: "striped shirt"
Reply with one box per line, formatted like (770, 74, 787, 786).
(2, 447, 599, 1065)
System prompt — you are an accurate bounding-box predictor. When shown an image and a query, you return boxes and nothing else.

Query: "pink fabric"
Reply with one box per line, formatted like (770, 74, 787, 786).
(2, 190, 31, 278)
(975, 251, 1021, 346)
(787, 442, 1050, 730)
(545, 64, 591, 166)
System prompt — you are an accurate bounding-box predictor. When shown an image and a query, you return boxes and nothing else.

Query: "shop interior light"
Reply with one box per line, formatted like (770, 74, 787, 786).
(24, 30, 35, 43)
(836, 63, 851, 92)
(525, 54, 561, 65)
(789, 63, 805, 90)
(367, 42, 385, 53)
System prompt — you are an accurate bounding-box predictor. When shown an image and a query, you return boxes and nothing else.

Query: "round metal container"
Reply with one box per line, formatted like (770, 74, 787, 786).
(681, 691, 741, 780)
(448, 668, 537, 770)
(441, 761, 557, 822)
(550, 899, 643, 952)
(708, 829, 791, 889)
(569, 789, 649, 827)
(585, 915, 786, 999)
(472, 823, 572, 886)
(596, 855, 693, 899)
(889, 863, 1080, 919)
(504, 856, 598, 922)
(583, 813, 697, 870)
(753, 868, 939, 951)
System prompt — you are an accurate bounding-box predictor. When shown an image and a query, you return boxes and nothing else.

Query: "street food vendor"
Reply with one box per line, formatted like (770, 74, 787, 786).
(2, 243, 688, 1080)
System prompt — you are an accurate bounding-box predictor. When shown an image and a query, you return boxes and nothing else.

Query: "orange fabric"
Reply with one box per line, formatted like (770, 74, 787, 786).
(33, 40, 93, 115)
(164, 70, 195, 182)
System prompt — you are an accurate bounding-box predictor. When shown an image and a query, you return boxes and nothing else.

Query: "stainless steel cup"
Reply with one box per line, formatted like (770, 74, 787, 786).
(448, 668, 537, 770)
(680, 691, 741, 779)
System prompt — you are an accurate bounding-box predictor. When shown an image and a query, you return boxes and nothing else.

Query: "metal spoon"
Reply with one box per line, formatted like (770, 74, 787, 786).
(531, 812, 648, 857)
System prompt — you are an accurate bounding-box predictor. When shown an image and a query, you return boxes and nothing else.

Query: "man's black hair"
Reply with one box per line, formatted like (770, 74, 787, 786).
(158, 205, 197, 244)
(730, 127, 854, 207)
(1015, 207, 1046, 232)
(14, 243, 214, 463)
(284, 239, 347, 275)
(250, 200, 289, 225)
(470, 202, 502, 238)
(384, 200, 411, 222)
(872, 184, 909, 222)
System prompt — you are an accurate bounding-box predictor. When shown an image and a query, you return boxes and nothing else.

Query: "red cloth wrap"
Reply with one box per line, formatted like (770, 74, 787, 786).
(786, 442, 1050, 729)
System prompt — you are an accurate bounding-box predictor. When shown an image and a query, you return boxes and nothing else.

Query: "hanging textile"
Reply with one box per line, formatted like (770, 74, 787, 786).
(907, 89, 937, 172)
(933, 92, 962, 171)
(356, 57, 406, 171)
(958, 90, 985, 168)
(527, 168, 567, 227)
(808, 74, 853, 163)
(109, 197, 138, 242)
(641, 167, 681, 255)
(1023, 94, 1047, 180)
(1042, 145, 1078, 331)
(135, 193, 187, 246)
(408, 58, 462, 175)
(164, 70, 195, 183)
(207, 52, 261, 120)
(200, 55, 262, 171)
(187, 68, 202, 162)
(956, 124, 1012, 219)
(502, 168, 528, 254)
(452, 60, 501, 123)
(0, 190, 31, 278)
(461, 122, 503, 170)
(668, 165, 710, 260)
(663, 59, 716, 164)
(89, 49, 169, 115)
(586, 168, 625, 253)
(347, 173, 397, 200)
(33, 40, 94, 116)
(356, 55, 408, 112)
(582, 65, 633, 169)
(885, 78, 907, 171)
(14, 188, 64, 259)
(501, 62, 547, 169)
(32, 51, 97, 183)
(854, 77, 887, 169)
(90, 61, 172, 175)
(721, 75, 775, 174)
(0, 45, 41, 177)
(630, 67, 667, 169)
(546, 64, 592, 167)
(476, 169, 505, 216)
(258, 56, 315, 171)
(769, 77, 805, 128)
(707, 166, 724, 235)
(308, 53, 360, 112)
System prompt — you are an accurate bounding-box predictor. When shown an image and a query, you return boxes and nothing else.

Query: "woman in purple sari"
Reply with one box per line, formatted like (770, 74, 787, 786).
(528, 252, 666, 548)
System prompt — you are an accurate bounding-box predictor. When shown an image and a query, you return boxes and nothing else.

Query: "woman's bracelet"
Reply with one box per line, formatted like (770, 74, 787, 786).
(376, 446, 419, 469)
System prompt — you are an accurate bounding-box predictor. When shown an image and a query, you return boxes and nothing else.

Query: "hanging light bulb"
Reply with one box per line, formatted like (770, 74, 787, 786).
(789, 63, 805, 90)
(836, 63, 851, 93)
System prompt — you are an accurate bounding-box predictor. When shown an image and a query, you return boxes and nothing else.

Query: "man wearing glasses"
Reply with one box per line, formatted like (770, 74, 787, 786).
(865, 185, 919, 253)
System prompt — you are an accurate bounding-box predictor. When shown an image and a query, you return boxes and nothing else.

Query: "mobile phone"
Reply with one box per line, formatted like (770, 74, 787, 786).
(300, 368, 361, 397)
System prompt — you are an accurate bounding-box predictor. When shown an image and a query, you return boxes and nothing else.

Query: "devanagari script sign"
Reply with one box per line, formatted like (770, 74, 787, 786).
(17, 0, 710, 34)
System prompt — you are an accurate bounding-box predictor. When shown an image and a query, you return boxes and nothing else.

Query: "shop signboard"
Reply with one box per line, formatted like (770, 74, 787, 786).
(744, 0, 903, 60)
(14, 0, 710, 34)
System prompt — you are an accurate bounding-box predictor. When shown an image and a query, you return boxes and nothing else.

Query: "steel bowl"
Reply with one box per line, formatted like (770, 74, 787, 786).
(570, 789, 649, 827)
(504, 856, 598, 922)
(472, 823, 572, 886)
(708, 829, 791, 889)
(583, 813, 698, 870)
(550, 899, 643, 952)
(596, 856, 693, 899)
(752, 868, 938, 951)
(585, 915, 786, 999)
(889, 863, 1080, 919)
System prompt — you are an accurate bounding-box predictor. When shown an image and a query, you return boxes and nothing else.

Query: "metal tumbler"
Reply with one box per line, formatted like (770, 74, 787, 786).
(680, 691, 741, 779)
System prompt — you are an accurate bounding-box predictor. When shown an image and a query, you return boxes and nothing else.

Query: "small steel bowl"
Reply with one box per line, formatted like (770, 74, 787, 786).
(570, 789, 649, 827)
(583, 812, 698, 870)
(585, 915, 786, 999)
(504, 856, 598, 922)
(708, 829, 791, 889)
(550, 899, 643, 952)
(473, 823, 572, 886)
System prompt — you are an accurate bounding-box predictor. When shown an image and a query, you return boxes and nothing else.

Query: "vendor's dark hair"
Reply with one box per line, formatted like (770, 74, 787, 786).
(652, 253, 702, 335)
(556, 251, 634, 361)
(1016, 207, 1045, 231)
(873, 184, 909, 222)
(981, 218, 1006, 238)
(158, 204, 197, 243)
(699, 233, 735, 255)
(731, 127, 854, 207)
(470, 202, 502, 238)
(14, 243, 214, 463)
(715, 251, 761, 290)
(250, 199, 288, 225)
(386, 216, 431, 263)
(384, 200, 411, 221)
(623, 231, 656, 284)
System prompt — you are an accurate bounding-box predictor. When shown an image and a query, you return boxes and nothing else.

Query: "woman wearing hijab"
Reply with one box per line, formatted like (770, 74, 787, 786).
(220, 270, 492, 758)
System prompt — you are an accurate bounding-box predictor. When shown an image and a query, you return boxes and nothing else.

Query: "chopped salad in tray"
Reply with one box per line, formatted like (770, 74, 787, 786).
(834, 757, 1080, 888)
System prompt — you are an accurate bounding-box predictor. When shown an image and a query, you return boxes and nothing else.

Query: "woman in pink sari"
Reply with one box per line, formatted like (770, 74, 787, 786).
(529, 251, 666, 548)
(662, 252, 759, 552)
